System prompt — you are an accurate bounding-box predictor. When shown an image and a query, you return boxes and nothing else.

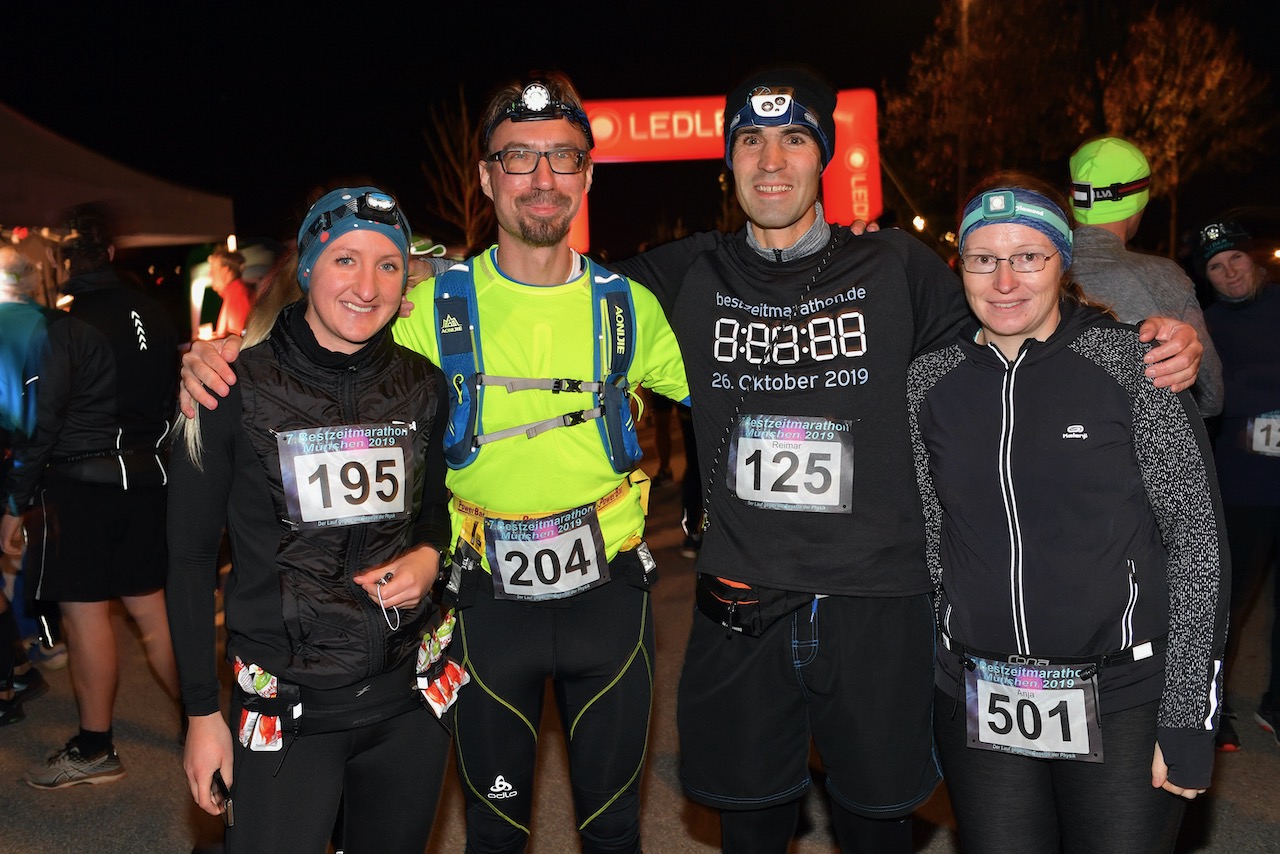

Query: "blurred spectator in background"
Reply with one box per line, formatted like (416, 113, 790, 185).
(208, 246, 252, 339)
(0, 246, 53, 725)
(645, 388, 675, 487)
(1069, 135, 1223, 416)
(677, 404, 703, 558)
(0, 204, 182, 788)
(1198, 218, 1280, 751)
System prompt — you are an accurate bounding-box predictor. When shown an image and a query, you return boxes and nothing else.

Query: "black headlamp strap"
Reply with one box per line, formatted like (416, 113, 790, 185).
(486, 83, 594, 149)
(302, 193, 406, 253)
(1071, 176, 1152, 209)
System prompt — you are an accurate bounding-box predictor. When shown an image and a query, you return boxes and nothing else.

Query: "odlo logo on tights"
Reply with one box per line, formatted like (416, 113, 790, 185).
(488, 775, 517, 799)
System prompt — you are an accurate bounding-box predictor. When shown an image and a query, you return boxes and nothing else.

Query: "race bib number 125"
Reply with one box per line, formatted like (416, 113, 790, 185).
(726, 414, 854, 513)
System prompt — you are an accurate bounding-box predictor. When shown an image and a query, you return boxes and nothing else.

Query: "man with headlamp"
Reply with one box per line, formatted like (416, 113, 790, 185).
(1068, 135, 1223, 418)
(393, 75, 688, 854)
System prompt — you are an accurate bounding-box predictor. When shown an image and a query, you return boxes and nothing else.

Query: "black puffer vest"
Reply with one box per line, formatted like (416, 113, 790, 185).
(236, 305, 444, 688)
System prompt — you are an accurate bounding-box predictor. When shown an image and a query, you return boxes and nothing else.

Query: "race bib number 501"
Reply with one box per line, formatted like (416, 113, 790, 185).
(726, 414, 854, 513)
(276, 423, 414, 528)
(964, 656, 1103, 762)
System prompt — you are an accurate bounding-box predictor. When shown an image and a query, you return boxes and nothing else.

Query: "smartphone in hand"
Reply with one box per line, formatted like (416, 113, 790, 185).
(211, 769, 234, 827)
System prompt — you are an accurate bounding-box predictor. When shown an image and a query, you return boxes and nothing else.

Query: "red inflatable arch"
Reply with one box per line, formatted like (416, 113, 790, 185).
(571, 90, 881, 252)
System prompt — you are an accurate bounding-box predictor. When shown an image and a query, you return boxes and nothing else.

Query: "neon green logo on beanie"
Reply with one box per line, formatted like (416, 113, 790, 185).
(1069, 136, 1152, 225)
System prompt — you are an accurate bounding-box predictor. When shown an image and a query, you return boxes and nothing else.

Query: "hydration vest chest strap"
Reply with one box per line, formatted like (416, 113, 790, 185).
(433, 259, 641, 472)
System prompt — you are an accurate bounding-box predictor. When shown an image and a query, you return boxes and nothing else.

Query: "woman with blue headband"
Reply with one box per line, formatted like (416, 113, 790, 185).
(907, 171, 1228, 852)
(166, 187, 456, 852)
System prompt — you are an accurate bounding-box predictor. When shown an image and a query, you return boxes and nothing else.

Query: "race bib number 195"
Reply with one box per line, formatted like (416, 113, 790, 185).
(276, 423, 414, 528)
(727, 414, 854, 513)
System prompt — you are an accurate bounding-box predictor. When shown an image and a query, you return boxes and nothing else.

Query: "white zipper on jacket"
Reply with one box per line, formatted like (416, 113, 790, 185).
(990, 343, 1033, 654)
(1121, 560, 1139, 649)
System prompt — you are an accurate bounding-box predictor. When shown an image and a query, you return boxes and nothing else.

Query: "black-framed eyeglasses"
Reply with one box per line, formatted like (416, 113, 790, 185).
(960, 251, 1059, 274)
(486, 148, 589, 175)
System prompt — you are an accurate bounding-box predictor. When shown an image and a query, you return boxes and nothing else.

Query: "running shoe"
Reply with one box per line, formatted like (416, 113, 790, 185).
(25, 740, 126, 789)
(680, 533, 703, 559)
(1216, 715, 1241, 752)
(1255, 694, 1280, 746)
(25, 638, 68, 670)
(12, 666, 48, 702)
(0, 692, 22, 726)
(651, 468, 674, 488)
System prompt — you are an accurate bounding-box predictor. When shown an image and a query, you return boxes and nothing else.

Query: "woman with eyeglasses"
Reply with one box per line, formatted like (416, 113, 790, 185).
(906, 171, 1228, 853)
(166, 187, 456, 852)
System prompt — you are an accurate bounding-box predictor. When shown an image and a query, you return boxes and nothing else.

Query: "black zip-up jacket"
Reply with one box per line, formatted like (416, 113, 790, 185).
(166, 304, 450, 717)
(3, 269, 178, 508)
(907, 300, 1229, 788)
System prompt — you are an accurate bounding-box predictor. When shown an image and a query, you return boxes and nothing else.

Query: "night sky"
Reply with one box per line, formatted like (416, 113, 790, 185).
(2, 1, 1274, 262)
(1, 2, 938, 257)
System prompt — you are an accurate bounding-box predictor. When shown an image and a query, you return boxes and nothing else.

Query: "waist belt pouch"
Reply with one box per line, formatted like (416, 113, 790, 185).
(618, 543, 659, 592)
(51, 451, 166, 487)
(695, 573, 815, 638)
(239, 681, 302, 724)
(299, 667, 419, 735)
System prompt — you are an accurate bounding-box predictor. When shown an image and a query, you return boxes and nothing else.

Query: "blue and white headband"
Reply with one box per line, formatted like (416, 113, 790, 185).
(296, 186, 411, 292)
(959, 188, 1073, 270)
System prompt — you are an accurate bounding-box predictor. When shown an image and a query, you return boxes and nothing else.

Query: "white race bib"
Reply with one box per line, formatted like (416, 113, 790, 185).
(276, 423, 414, 529)
(726, 414, 854, 513)
(1247, 412, 1280, 457)
(486, 505, 610, 601)
(964, 656, 1103, 762)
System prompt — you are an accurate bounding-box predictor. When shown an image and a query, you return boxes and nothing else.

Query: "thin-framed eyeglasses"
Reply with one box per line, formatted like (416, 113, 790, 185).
(960, 251, 1059, 274)
(486, 148, 589, 175)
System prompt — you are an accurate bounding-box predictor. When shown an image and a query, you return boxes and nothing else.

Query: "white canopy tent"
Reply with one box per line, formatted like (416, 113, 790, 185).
(0, 101, 234, 248)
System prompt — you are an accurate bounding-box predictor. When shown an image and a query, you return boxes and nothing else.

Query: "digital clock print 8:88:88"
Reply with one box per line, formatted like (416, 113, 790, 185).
(713, 309, 866, 366)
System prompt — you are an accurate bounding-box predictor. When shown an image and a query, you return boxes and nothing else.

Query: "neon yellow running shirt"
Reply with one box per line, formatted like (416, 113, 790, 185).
(395, 247, 689, 571)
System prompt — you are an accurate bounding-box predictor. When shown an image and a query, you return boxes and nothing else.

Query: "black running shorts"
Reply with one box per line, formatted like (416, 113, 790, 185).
(25, 471, 168, 602)
(677, 591, 940, 818)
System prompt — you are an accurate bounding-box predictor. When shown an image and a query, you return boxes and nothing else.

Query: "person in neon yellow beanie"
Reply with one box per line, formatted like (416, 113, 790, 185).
(1069, 135, 1223, 418)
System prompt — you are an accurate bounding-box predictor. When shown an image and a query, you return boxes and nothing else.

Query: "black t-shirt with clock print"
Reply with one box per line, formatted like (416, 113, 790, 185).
(615, 226, 968, 596)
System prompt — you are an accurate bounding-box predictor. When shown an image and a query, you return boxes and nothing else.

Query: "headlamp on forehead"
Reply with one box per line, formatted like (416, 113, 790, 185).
(484, 82, 595, 150)
(295, 187, 413, 292)
(301, 190, 407, 250)
(751, 93, 793, 116)
(981, 191, 1016, 218)
(725, 85, 833, 170)
(958, 188, 1074, 268)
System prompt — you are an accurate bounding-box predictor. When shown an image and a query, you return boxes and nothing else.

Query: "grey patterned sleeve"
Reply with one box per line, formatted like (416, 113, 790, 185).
(906, 347, 965, 597)
(1077, 326, 1229, 788)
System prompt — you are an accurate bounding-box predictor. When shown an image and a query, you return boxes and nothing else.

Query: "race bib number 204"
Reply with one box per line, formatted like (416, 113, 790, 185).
(727, 414, 854, 513)
(276, 423, 414, 528)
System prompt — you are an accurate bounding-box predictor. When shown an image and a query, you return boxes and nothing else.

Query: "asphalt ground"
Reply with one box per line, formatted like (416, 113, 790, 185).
(2, 419, 1277, 853)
